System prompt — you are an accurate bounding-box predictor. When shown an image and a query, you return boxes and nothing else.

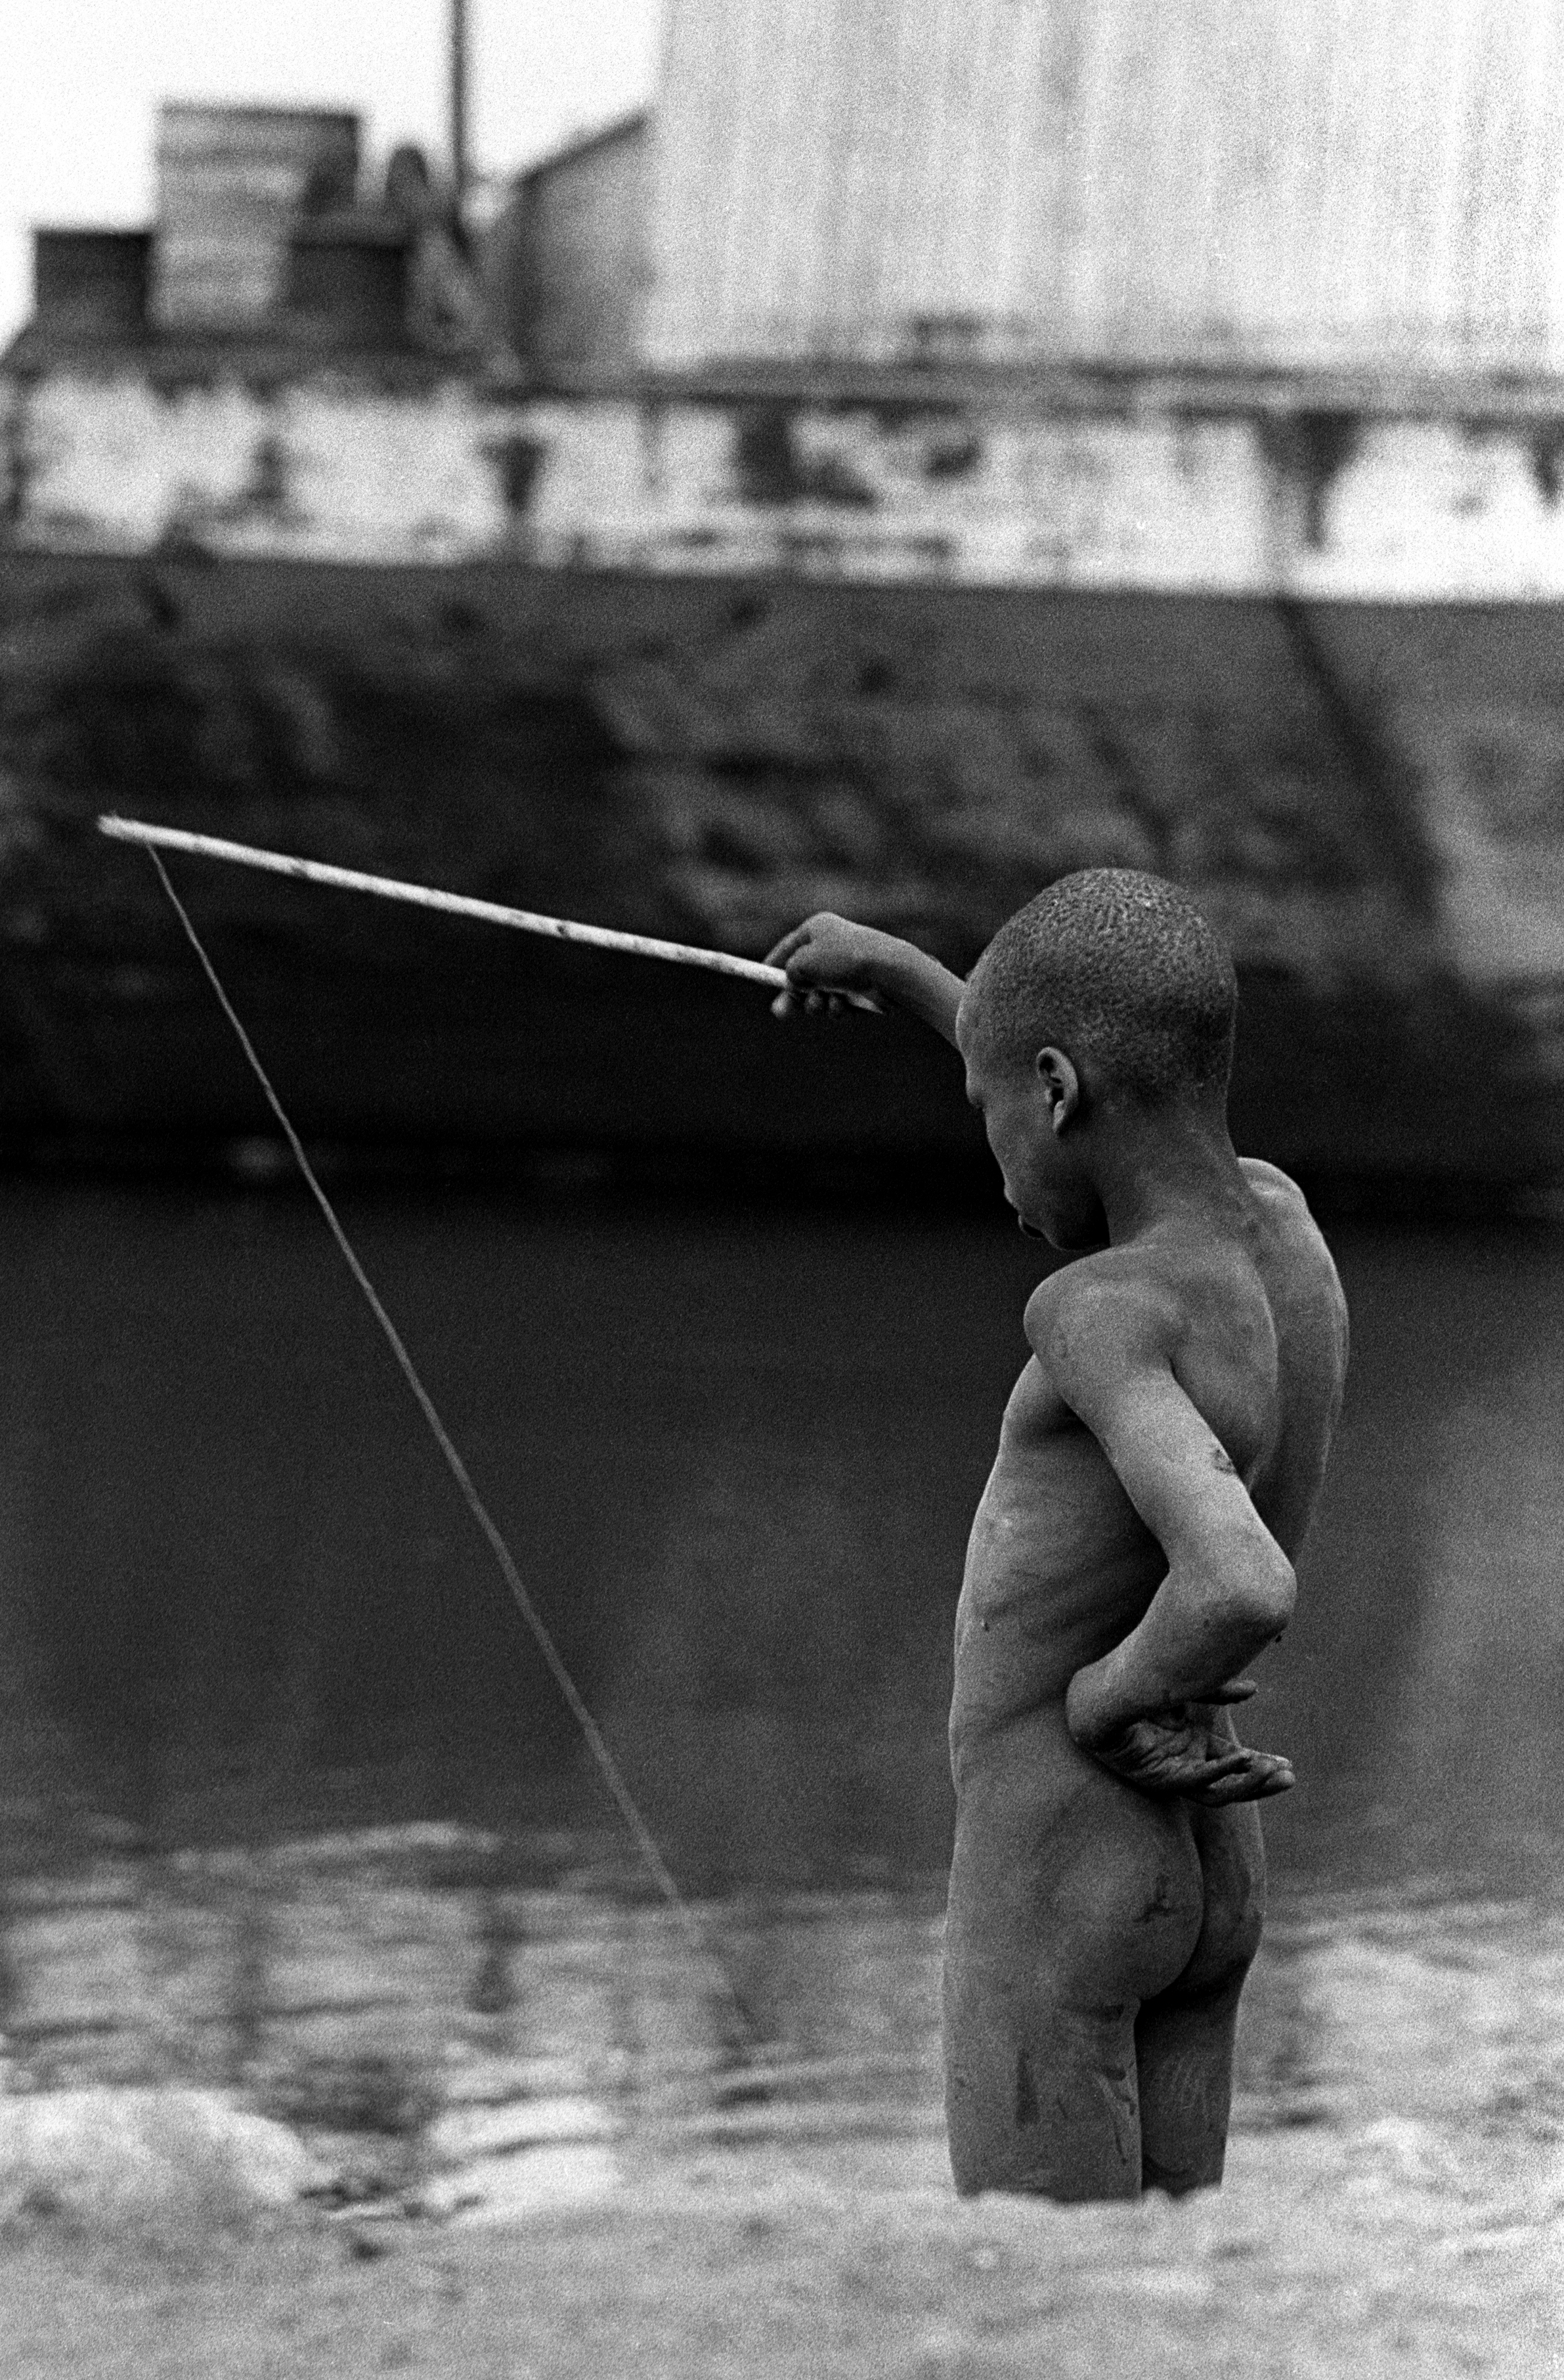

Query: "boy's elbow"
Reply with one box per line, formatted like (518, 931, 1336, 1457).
(1195, 1527, 1294, 1639)
(1240, 1547, 1296, 1640)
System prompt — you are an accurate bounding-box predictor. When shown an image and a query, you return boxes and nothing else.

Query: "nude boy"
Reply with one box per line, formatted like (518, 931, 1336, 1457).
(766, 871, 1347, 2202)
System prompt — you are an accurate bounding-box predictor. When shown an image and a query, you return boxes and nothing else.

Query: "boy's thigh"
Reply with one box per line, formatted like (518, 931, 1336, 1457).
(1134, 1963, 1248, 2194)
(940, 1782, 1217, 2198)
(942, 1949, 1142, 2200)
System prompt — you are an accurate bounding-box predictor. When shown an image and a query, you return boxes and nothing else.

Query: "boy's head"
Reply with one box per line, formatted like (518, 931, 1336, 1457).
(955, 871, 1238, 1244)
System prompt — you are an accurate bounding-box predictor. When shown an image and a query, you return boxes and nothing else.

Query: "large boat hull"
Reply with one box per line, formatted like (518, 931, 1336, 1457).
(1, 550, 1560, 1188)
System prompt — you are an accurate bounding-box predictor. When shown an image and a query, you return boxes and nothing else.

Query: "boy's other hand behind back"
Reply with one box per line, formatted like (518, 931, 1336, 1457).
(1070, 1682, 1297, 1806)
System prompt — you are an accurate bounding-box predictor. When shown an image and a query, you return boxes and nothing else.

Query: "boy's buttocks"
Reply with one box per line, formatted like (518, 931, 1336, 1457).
(945, 1732, 1211, 1998)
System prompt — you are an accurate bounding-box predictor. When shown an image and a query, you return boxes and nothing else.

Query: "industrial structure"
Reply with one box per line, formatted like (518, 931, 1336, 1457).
(1, 3, 1563, 1189)
(647, 0, 1564, 374)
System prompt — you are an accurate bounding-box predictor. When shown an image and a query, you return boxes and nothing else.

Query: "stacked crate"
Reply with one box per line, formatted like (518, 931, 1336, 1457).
(152, 103, 360, 331)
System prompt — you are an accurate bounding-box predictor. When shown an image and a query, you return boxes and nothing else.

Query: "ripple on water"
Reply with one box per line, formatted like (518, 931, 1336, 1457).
(2, 1833, 1561, 2209)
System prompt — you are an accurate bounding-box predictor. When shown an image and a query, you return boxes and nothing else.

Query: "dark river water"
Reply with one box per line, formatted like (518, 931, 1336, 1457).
(1, 1178, 1561, 2178)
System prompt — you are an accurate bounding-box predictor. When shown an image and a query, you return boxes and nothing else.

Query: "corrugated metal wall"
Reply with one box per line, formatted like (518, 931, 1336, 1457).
(504, 119, 651, 370)
(644, 0, 1564, 371)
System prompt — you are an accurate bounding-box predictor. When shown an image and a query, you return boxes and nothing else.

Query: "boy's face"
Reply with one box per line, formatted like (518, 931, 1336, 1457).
(956, 998, 1104, 1250)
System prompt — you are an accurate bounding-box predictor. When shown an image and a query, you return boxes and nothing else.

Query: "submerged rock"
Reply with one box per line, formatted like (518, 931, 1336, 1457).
(417, 2142, 621, 2226)
(419, 2092, 623, 2226)
(0, 2086, 325, 2241)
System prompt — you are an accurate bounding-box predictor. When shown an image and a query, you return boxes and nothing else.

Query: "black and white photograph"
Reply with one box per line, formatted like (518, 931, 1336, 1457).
(0, 3, 1561, 2371)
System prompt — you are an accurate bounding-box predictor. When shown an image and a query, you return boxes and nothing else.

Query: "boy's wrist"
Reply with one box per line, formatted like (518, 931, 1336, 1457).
(865, 935, 923, 994)
(1066, 1650, 1176, 1746)
(869, 939, 965, 1042)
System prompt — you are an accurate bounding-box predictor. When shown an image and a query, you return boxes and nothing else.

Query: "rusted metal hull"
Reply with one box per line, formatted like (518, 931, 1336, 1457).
(0, 548, 1559, 1189)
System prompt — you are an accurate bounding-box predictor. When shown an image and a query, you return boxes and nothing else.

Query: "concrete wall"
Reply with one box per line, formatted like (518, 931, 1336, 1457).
(6, 368, 1564, 1164)
(1, 548, 1562, 1178)
(9, 375, 510, 560)
(647, 0, 1564, 371)
(16, 366, 1564, 604)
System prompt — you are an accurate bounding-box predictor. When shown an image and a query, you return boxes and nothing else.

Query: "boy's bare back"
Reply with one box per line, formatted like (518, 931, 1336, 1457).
(953, 1158, 1345, 1780)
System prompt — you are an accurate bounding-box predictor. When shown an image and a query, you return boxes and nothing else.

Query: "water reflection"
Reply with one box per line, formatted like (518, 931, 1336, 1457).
(0, 1181, 1561, 2169)
(4, 1830, 1561, 2186)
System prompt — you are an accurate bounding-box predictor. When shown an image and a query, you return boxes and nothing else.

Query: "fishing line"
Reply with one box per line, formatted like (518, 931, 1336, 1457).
(144, 843, 762, 2044)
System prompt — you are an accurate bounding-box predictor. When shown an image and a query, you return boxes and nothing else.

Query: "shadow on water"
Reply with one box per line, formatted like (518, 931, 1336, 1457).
(0, 1177, 1561, 2158)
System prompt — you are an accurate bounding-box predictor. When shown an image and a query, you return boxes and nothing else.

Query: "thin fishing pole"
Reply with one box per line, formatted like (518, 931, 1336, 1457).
(100, 815, 880, 1009)
(144, 843, 760, 2040)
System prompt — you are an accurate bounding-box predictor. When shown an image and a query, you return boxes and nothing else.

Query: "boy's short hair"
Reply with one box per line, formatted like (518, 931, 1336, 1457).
(967, 870, 1237, 1104)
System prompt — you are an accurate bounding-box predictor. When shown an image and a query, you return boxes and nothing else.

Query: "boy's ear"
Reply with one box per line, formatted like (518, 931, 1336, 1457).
(1034, 1046, 1081, 1135)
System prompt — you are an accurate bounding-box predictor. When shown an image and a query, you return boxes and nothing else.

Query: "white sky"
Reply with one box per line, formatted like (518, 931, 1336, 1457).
(1, 0, 666, 340)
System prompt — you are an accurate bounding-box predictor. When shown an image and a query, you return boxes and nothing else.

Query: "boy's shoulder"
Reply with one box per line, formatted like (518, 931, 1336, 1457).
(1022, 1162, 1334, 1379)
(1237, 1156, 1312, 1212)
(1023, 1244, 1186, 1380)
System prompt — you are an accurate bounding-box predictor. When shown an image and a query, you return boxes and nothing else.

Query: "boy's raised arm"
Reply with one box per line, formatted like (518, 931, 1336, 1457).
(1035, 1275, 1298, 1805)
(766, 914, 965, 1046)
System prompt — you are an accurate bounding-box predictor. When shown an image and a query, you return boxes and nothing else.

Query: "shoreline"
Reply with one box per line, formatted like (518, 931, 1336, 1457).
(3, 2123, 1559, 2379)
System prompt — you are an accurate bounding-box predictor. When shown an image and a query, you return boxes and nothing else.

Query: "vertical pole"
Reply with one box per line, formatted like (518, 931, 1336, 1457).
(450, 0, 470, 209)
